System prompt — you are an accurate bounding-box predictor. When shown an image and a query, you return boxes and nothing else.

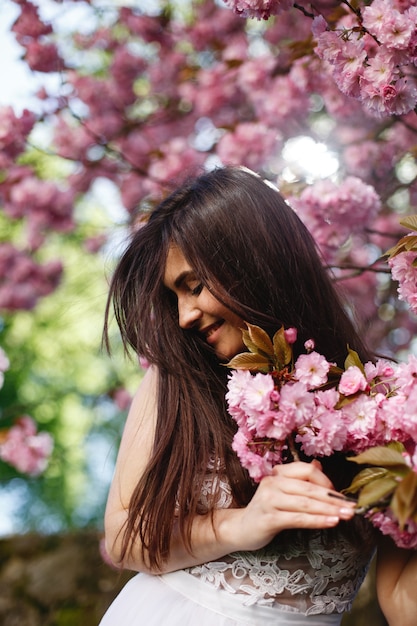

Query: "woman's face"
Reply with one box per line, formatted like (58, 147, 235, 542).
(164, 245, 245, 361)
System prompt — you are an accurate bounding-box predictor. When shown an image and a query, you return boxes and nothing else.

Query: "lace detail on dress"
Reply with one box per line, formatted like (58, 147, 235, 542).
(186, 471, 376, 616)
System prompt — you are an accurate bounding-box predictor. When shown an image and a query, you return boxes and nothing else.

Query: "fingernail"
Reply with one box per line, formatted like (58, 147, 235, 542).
(339, 507, 354, 518)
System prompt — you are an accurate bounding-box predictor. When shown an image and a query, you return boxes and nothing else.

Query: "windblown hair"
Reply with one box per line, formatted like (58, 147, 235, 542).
(104, 166, 373, 568)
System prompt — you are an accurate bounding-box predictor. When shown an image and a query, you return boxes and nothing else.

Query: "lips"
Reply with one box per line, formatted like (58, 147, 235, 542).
(201, 320, 224, 342)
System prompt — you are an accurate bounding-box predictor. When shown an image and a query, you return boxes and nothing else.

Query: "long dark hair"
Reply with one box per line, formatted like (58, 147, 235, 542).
(104, 166, 373, 568)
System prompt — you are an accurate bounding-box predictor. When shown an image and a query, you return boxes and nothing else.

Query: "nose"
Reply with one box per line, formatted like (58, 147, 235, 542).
(178, 297, 202, 329)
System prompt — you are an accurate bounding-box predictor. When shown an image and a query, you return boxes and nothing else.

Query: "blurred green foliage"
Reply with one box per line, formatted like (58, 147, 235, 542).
(0, 205, 141, 533)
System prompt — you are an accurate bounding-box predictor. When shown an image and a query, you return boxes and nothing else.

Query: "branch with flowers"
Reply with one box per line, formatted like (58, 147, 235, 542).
(225, 323, 417, 549)
(386, 215, 417, 316)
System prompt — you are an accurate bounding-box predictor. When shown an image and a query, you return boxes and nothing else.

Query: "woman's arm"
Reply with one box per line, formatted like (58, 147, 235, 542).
(104, 367, 356, 574)
(376, 537, 417, 626)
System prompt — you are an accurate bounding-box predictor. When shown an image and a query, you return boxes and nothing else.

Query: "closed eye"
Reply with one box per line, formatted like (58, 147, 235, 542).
(190, 283, 203, 296)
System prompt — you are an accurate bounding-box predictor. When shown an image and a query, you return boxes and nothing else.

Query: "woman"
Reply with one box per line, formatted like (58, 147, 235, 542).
(100, 167, 416, 625)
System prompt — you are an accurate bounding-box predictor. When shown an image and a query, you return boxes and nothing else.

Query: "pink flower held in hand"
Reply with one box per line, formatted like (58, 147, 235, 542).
(294, 352, 330, 390)
(339, 366, 368, 396)
(304, 339, 315, 352)
(284, 327, 297, 344)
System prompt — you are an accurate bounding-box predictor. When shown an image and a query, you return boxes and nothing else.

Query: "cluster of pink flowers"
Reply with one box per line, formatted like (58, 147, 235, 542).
(312, 1, 417, 118)
(226, 0, 417, 117)
(11, 0, 63, 73)
(226, 328, 417, 547)
(0, 243, 62, 311)
(0, 349, 53, 476)
(288, 177, 381, 261)
(388, 251, 417, 315)
(0, 416, 53, 476)
(224, 0, 292, 20)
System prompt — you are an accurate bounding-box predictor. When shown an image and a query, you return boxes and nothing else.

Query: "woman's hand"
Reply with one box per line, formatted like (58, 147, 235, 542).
(226, 460, 356, 552)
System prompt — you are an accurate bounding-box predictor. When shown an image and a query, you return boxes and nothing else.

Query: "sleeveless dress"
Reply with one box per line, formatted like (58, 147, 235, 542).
(99, 469, 376, 626)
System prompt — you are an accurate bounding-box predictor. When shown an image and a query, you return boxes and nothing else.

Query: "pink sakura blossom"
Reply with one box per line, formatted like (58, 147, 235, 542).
(25, 41, 64, 73)
(232, 430, 283, 481)
(364, 359, 395, 382)
(361, 76, 417, 117)
(146, 138, 205, 197)
(241, 372, 275, 414)
(361, 49, 397, 89)
(284, 327, 297, 344)
(296, 392, 346, 457)
(4, 176, 75, 249)
(0, 416, 53, 476)
(339, 366, 368, 396)
(252, 73, 310, 128)
(278, 381, 316, 430)
(288, 177, 381, 256)
(110, 46, 146, 107)
(182, 1, 246, 52)
(362, 1, 414, 49)
(341, 396, 382, 452)
(227, 371, 275, 435)
(389, 251, 417, 314)
(396, 386, 417, 441)
(236, 56, 276, 94)
(223, 0, 292, 20)
(369, 509, 417, 549)
(304, 339, 315, 352)
(311, 3, 417, 117)
(0, 107, 36, 163)
(294, 352, 330, 390)
(392, 354, 417, 395)
(0, 244, 62, 311)
(217, 122, 280, 171)
(11, 1, 53, 39)
(226, 369, 254, 428)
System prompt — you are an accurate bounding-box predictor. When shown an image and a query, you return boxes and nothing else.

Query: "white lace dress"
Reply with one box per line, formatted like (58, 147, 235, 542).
(99, 471, 376, 626)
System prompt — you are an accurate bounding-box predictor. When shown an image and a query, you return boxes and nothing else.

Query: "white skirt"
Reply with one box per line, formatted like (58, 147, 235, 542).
(99, 570, 343, 626)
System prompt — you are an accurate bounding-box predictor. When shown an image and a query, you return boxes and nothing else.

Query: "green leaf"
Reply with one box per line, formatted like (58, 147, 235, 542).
(357, 476, 398, 508)
(225, 352, 270, 372)
(272, 327, 292, 368)
(391, 471, 417, 528)
(347, 445, 409, 469)
(344, 347, 365, 374)
(344, 467, 389, 495)
(400, 215, 417, 232)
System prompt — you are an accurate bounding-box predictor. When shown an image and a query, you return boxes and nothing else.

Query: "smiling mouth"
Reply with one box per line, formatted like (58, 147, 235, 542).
(202, 320, 224, 340)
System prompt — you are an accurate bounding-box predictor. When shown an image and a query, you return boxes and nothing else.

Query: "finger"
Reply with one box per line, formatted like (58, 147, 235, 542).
(259, 475, 356, 519)
(275, 491, 355, 521)
(269, 509, 343, 531)
(271, 461, 334, 490)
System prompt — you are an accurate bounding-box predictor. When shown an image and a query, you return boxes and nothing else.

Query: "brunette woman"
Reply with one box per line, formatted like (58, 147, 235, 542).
(100, 166, 416, 626)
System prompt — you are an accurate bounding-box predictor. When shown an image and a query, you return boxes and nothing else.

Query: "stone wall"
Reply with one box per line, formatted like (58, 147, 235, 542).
(0, 531, 130, 626)
(0, 531, 387, 625)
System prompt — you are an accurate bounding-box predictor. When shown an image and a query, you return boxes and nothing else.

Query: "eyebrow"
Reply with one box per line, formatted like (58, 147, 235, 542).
(174, 270, 194, 289)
